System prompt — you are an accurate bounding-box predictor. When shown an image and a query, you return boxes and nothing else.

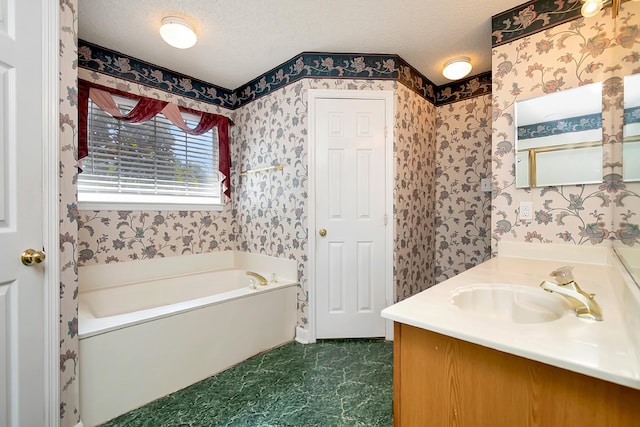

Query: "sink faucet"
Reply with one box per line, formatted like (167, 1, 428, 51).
(539, 265, 603, 321)
(246, 271, 268, 286)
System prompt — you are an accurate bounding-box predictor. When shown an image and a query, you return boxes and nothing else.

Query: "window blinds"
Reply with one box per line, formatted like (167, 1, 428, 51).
(78, 100, 220, 204)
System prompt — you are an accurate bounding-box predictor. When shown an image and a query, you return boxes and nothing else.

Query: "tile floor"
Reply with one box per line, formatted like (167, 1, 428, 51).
(100, 339, 393, 427)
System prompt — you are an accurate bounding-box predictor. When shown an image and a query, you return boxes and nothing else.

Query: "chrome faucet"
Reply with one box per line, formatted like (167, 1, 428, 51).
(246, 271, 268, 286)
(539, 265, 603, 321)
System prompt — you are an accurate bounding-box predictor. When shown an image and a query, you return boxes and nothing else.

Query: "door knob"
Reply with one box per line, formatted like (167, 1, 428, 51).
(319, 228, 327, 237)
(21, 249, 46, 266)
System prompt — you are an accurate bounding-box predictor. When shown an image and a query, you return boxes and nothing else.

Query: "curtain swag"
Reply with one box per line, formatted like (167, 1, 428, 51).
(78, 79, 233, 200)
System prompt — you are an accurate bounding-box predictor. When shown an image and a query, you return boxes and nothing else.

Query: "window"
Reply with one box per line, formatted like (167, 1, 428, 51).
(78, 97, 222, 210)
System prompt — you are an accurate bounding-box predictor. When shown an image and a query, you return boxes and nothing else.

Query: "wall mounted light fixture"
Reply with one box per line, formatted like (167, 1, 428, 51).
(442, 57, 472, 81)
(581, 0, 639, 19)
(581, 0, 604, 17)
(160, 16, 197, 49)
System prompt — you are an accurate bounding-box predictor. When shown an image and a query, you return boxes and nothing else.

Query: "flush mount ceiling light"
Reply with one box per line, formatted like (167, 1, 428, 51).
(160, 16, 197, 49)
(442, 57, 472, 81)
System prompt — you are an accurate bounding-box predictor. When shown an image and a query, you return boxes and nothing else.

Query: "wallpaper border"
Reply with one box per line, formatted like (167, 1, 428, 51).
(491, 0, 582, 47)
(78, 40, 238, 109)
(436, 72, 492, 106)
(625, 106, 640, 124)
(78, 39, 491, 109)
(235, 52, 438, 105)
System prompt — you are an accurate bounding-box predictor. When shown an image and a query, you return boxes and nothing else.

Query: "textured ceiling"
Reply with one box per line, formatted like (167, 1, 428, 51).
(78, 0, 524, 89)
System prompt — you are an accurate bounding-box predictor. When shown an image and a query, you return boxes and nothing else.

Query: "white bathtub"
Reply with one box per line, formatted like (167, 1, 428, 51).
(78, 252, 297, 427)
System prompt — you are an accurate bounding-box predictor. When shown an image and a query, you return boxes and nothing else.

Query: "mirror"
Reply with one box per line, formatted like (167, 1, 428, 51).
(614, 247, 640, 290)
(623, 73, 640, 182)
(515, 82, 603, 188)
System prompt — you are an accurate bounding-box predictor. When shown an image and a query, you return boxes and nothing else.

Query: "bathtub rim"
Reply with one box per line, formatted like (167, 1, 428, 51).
(79, 279, 297, 340)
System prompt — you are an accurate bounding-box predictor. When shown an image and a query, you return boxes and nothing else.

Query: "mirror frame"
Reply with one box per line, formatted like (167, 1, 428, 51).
(514, 82, 603, 188)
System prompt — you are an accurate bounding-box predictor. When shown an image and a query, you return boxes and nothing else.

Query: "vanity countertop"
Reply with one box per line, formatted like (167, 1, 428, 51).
(381, 242, 640, 390)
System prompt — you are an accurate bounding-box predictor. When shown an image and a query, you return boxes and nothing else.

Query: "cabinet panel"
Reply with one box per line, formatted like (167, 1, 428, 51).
(394, 323, 640, 427)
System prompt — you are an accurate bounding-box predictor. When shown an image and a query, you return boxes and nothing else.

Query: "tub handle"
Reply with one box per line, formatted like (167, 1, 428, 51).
(246, 271, 267, 286)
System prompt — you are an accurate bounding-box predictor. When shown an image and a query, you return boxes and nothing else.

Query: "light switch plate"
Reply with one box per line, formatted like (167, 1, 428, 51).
(481, 178, 492, 192)
(520, 201, 533, 221)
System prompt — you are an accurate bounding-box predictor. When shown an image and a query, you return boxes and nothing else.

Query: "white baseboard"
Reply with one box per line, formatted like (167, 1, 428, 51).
(295, 326, 310, 344)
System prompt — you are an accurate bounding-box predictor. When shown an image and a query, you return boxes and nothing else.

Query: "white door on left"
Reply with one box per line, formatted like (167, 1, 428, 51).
(0, 0, 47, 425)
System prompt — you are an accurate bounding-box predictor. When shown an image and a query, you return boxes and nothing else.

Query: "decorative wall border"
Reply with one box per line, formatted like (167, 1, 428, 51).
(436, 72, 492, 105)
(79, 39, 488, 109)
(625, 106, 640, 124)
(396, 57, 437, 103)
(517, 113, 602, 139)
(234, 52, 439, 105)
(491, 0, 582, 47)
(78, 40, 237, 109)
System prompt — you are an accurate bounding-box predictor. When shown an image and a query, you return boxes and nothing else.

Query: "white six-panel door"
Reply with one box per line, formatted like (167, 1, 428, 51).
(0, 0, 49, 425)
(314, 97, 388, 339)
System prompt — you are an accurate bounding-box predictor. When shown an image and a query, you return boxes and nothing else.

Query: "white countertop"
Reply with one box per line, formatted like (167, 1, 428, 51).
(381, 243, 640, 390)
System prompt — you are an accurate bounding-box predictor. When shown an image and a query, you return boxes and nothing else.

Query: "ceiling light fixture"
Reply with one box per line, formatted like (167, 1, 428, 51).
(160, 16, 197, 49)
(442, 57, 472, 81)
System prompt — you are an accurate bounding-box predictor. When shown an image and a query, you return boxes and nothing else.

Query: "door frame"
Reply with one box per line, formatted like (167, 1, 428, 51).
(42, 2, 60, 425)
(307, 89, 394, 343)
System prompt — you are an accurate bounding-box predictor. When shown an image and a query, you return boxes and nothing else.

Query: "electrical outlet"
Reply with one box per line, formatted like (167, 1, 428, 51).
(520, 201, 533, 221)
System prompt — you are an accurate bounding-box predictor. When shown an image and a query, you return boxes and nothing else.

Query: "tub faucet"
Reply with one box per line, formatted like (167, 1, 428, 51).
(246, 271, 268, 286)
(539, 265, 603, 321)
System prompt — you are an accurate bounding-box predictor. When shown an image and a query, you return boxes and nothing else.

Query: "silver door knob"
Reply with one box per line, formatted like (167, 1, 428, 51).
(319, 228, 327, 237)
(21, 249, 46, 266)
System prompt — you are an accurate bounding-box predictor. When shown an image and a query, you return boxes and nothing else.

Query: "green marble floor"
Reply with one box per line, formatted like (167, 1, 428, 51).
(101, 339, 393, 427)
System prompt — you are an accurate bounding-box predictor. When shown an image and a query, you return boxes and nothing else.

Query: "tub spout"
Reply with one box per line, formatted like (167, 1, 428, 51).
(539, 265, 602, 321)
(246, 271, 268, 286)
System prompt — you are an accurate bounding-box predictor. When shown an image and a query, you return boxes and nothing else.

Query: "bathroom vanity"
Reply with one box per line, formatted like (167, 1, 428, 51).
(382, 242, 640, 427)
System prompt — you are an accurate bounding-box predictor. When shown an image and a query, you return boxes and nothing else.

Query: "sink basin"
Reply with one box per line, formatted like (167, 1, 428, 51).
(451, 284, 569, 324)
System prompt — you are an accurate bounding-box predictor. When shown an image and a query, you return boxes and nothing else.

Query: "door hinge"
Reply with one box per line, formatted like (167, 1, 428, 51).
(384, 214, 388, 226)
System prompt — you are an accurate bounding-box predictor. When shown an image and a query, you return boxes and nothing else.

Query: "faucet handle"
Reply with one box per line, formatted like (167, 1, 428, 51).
(550, 265, 575, 285)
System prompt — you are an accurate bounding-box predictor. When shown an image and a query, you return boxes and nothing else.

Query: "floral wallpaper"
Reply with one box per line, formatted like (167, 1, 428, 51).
(435, 94, 492, 283)
(59, 1, 80, 425)
(74, 75, 439, 325)
(491, 1, 640, 251)
(77, 210, 235, 264)
(231, 79, 311, 326)
(231, 77, 437, 325)
(394, 84, 437, 299)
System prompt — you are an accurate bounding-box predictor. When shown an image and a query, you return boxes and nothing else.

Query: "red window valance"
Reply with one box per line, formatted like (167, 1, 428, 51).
(78, 79, 233, 200)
